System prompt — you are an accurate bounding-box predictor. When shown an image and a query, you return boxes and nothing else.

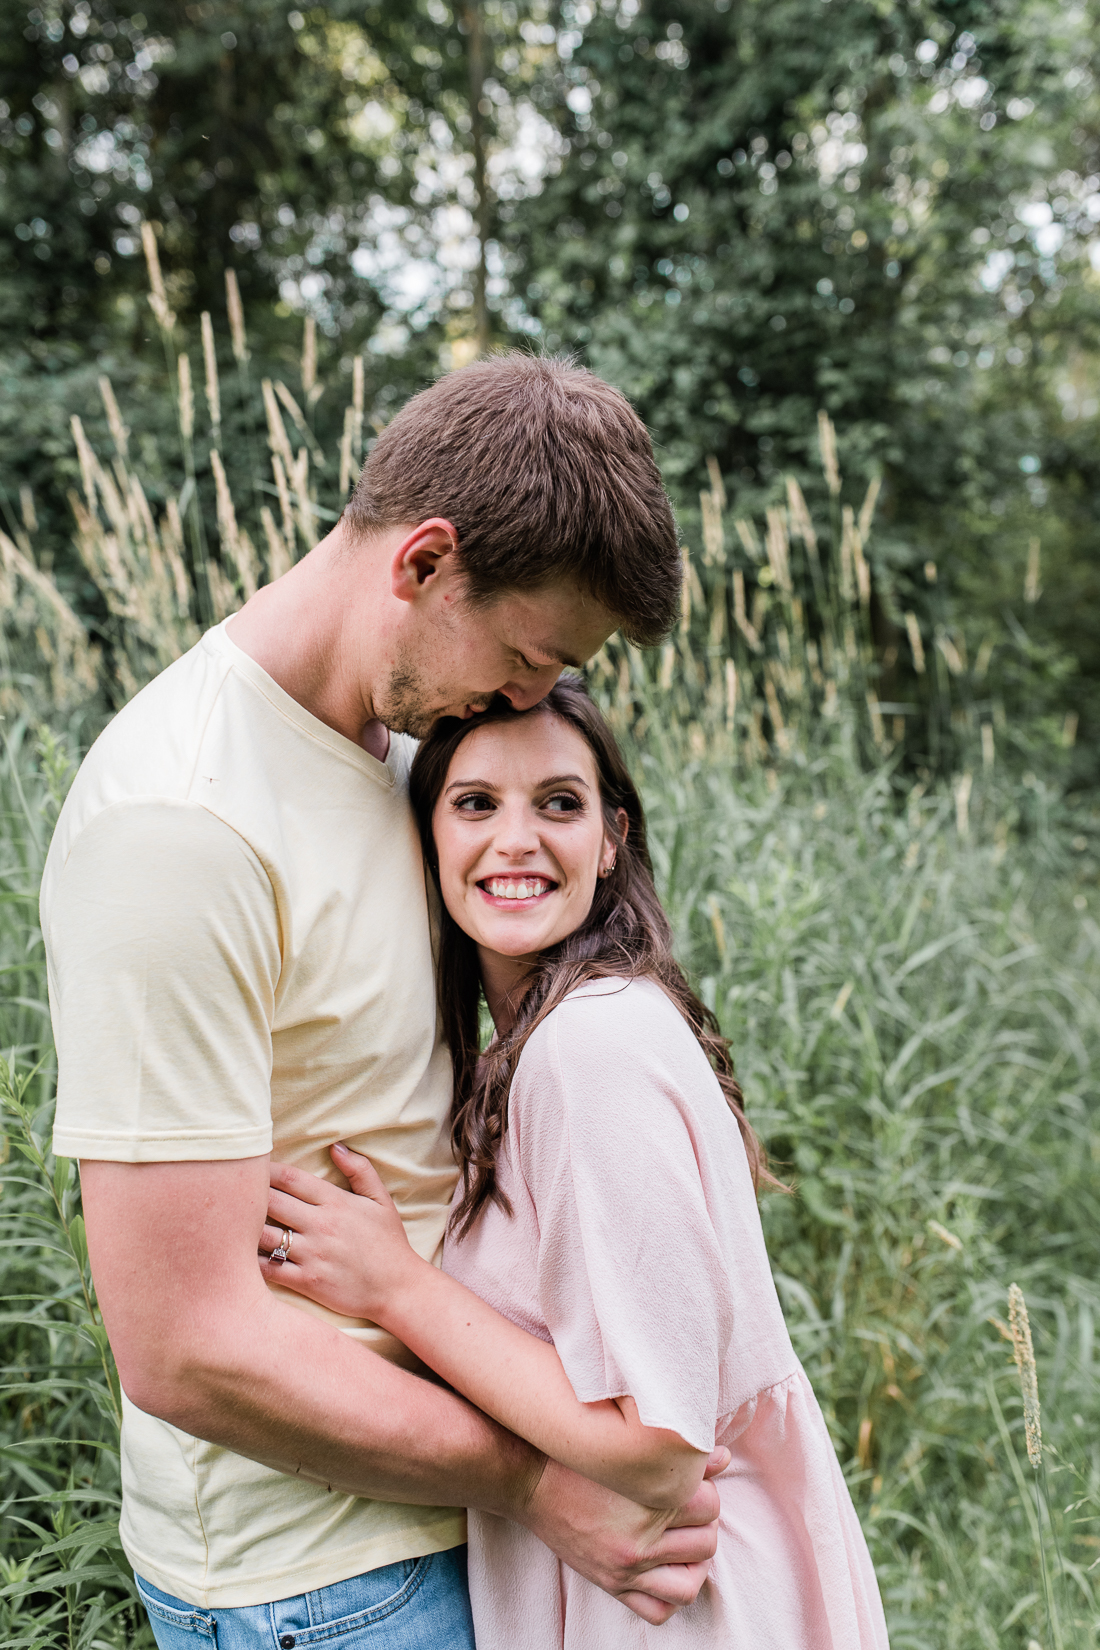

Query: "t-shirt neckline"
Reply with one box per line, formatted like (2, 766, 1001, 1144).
(203, 619, 399, 787)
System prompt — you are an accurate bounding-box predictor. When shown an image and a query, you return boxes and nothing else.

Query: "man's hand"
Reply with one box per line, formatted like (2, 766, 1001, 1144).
(513, 1450, 728, 1625)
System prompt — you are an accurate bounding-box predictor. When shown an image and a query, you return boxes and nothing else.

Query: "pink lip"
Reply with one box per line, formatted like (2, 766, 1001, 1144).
(476, 880, 558, 910)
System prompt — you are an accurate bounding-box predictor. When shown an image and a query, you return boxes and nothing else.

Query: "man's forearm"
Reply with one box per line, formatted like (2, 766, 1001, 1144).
(148, 1288, 545, 1515)
(81, 1156, 541, 1519)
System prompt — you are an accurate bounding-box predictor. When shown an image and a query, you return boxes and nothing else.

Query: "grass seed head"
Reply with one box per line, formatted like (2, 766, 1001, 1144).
(1008, 1283, 1042, 1468)
(817, 408, 840, 495)
(301, 315, 317, 395)
(141, 221, 175, 330)
(201, 312, 221, 432)
(225, 268, 249, 362)
(177, 354, 194, 443)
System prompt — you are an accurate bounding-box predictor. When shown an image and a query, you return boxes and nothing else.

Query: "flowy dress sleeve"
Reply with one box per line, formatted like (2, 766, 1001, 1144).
(508, 977, 793, 1454)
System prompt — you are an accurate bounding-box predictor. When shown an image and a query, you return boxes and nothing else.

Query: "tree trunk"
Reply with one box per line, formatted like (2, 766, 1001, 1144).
(462, 1, 491, 356)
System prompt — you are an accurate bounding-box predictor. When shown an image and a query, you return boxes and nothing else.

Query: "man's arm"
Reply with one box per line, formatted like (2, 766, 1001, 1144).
(81, 1155, 722, 1621)
(81, 1155, 528, 1505)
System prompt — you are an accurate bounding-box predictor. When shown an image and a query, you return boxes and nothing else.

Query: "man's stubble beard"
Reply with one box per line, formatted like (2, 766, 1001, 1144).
(373, 650, 442, 741)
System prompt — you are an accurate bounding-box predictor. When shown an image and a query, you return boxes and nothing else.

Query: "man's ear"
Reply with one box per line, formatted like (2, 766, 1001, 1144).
(390, 518, 460, 604)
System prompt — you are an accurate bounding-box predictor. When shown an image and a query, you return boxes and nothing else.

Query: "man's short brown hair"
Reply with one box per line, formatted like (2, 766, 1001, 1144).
(344, 353, 680, 645)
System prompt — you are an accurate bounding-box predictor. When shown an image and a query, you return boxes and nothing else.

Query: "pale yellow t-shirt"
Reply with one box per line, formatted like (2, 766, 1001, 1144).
(40, 620, 465, 1609)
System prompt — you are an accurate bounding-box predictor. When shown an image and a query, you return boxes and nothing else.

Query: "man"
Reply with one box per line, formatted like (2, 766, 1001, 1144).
(42, 355, 723, 1647)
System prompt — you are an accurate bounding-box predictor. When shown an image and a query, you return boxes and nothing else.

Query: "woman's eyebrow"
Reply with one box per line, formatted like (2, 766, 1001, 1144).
(443, 772, 591, 794)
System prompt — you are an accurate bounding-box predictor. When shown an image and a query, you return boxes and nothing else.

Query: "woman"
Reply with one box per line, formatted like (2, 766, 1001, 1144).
(261, 677, 889, 1648)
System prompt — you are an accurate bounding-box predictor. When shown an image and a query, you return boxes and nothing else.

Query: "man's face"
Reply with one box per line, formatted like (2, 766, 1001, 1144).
(374, 583, 618, 739)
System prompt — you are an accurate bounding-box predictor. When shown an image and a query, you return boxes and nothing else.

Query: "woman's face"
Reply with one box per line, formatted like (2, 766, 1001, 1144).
(432, 711, 619, 965)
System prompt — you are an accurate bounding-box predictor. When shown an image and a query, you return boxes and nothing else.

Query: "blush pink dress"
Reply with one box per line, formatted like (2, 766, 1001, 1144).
(442, 978, 890, 1648)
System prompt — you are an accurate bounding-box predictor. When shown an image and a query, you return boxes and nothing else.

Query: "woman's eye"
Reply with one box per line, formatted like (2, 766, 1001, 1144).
(543, 793, 583, 814)
(454, 793, 496, 814)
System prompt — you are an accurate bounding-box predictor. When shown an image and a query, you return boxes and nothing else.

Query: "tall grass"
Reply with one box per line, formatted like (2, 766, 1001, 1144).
(625, 731, 1100, 1648)
(0, 243, 1098, 1645)
(0, 728, 151, 1647)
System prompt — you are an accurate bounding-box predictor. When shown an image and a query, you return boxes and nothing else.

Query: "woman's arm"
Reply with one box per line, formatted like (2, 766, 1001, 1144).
(261, 1145, 709, 1510)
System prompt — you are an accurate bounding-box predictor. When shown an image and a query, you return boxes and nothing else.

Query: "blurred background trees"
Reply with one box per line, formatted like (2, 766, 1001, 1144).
(3, 11, 1100, 1641)
(2, 0, 1099, 773)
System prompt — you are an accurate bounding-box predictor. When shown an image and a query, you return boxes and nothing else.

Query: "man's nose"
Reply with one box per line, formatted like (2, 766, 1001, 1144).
(499, 666, 563, 711)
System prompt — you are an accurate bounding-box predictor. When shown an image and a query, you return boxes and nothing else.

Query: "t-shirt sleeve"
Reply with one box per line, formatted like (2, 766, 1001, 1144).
(515, 984, 736, 1455)
(45, 800, 280, 1162)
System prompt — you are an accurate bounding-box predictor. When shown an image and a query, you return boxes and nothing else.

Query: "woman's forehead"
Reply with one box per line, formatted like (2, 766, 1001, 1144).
(445, 710, 598, 783)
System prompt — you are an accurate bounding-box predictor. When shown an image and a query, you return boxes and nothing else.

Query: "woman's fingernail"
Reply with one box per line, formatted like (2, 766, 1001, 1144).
(332, 1142, 349, 1155)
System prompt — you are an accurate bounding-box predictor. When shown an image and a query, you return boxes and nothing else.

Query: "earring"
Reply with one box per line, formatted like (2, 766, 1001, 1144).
(601, 857, 616, 879)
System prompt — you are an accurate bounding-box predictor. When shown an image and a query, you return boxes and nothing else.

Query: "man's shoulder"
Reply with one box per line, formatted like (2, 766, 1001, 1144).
(71, 630, 233, 808)
(42, 633, 239, 901)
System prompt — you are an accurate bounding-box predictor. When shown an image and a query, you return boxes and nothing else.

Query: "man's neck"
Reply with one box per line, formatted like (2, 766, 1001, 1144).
(226, 524, 392, 759)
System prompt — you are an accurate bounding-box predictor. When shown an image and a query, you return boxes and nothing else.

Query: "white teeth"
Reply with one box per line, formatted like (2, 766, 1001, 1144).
(486, 877, 549, 901)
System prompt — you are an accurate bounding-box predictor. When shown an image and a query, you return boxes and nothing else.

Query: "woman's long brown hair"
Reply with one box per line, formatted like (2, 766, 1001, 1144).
(409, 676, 780, 1238)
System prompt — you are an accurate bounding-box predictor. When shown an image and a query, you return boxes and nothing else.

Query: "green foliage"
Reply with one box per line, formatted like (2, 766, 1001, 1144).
(0, 0, 462, 556)
(4, 0, 1100, 753)
(0, 729, 151, 1646)
(610, 702, 1100, 1646)
(515, 0, 1100, 757)
(0, 0, 385, 329)
(521, 0, 1098, 481)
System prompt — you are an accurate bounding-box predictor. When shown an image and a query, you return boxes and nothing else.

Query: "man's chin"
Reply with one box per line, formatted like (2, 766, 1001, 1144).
(384, 708, 442, 741)
(385, 705, 486, 740)
(381, 692, 509, 741)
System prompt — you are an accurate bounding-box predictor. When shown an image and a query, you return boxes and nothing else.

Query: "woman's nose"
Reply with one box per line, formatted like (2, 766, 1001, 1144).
(492, 803, 540, 859)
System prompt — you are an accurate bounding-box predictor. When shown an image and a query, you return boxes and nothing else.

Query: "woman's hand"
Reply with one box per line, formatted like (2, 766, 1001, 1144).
(259, 1143, 424, 1323)
(264, 1149, 725, 1527)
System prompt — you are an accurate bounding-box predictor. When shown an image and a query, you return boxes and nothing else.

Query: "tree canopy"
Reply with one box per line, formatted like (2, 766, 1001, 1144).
(3, 0, 1099, 762)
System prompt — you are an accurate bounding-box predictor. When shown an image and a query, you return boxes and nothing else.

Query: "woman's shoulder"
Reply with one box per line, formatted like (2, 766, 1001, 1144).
(527, 973, 690, 1049)
(511, 974, 758, 1237)
(517, 975, 720, 1112)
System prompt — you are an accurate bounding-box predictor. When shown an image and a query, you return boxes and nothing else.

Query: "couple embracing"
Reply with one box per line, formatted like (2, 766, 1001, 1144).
(42, 356, 889, 1648)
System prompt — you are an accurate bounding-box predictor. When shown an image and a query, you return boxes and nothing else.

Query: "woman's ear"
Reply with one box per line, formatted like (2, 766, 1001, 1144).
(599, 809, 629, 878)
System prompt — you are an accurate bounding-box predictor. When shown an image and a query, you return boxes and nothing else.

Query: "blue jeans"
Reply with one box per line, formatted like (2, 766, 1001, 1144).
(135, 1548, 475, 1649)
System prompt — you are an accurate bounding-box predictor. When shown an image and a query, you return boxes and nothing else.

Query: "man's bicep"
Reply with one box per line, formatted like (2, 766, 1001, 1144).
(79, 1155, 273, 1407)
(48, 802, 280, 1162)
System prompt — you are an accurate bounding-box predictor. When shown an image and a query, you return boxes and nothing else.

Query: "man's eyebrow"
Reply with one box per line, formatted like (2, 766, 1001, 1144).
(529, 646, 583, 669)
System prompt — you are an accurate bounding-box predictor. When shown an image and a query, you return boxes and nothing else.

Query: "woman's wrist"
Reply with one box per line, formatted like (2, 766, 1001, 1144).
(362, 1249, 436, 1331)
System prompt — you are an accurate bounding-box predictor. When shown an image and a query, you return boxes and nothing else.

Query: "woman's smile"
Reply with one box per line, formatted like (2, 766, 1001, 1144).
(478, 875, 558, 906)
